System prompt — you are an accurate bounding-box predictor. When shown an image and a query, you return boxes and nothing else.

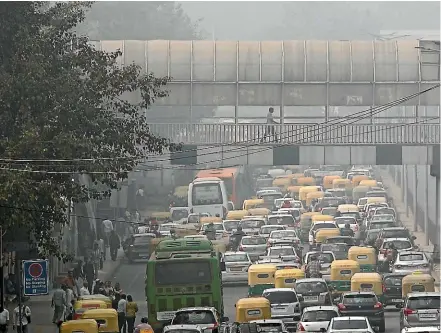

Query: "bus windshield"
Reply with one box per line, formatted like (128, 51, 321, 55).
(155, 261, 212, 285)
(192, 183, 223, 205)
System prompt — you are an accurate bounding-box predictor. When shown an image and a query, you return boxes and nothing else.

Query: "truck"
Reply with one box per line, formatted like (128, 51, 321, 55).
(145, 238, 224, 333)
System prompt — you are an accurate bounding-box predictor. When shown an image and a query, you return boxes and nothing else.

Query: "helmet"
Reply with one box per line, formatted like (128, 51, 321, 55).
(237, 226, 242, 231)
(389, 243, 395, 249)
(345, 223, 350, 229)
(310, 255, 317, 261)
(141, 317, 148, 324)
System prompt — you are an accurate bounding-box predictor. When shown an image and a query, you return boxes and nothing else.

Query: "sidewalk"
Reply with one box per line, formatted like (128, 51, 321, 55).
(22, 249, 124, 333)
(379, 169, 440, 291)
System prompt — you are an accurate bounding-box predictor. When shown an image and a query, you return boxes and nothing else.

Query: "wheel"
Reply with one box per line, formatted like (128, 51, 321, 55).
(379, 320, 386, 333)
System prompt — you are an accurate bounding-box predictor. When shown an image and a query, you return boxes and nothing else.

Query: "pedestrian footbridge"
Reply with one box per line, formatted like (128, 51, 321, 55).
(90, 39, 440, 166)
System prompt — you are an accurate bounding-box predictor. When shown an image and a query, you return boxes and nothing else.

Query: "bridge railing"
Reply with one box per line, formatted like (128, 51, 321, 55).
(148, 123, 440, 145)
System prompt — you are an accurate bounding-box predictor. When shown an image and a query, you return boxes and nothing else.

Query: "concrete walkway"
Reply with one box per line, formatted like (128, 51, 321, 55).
(379, 169, 440, 291)
(22, 249, 124, 333)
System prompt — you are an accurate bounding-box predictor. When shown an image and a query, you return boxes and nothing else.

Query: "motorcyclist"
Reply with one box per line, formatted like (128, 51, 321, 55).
(134, 317, 153, 333)
(305, 255, 322, 278)
(204, 222, 216, 240)
(340, 223, 355, 237)
(231, 226, 246, 251)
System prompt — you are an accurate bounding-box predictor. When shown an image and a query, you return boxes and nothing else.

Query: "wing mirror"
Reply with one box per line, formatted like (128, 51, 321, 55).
(221, 316, 230, 323)
(220, 261, 226, 271)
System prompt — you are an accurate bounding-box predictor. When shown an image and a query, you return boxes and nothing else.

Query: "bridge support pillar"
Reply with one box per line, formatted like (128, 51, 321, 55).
(403, 165, 409, 217)
(430, 145, 440, 246)
(425, 169, 430, 245)
(413, 166, 418, 232)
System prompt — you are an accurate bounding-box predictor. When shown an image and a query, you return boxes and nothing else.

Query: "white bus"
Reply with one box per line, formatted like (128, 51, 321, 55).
(188, 177, 229, 218)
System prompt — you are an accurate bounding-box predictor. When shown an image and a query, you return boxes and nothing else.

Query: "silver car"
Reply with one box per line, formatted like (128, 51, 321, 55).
(326, 316, 378, 333)
(377, 238, 414, 263)
(221, 251, 252, 285)
(399, 292, 440, 329)
(296, 305, 339, 333)
(239, 235, 267, 261)
(260, 225, 287, 239)
(393, 251, 431, 275)
(266, 246, 301, 264)
(268, 230, 300, 247)
(163, 325, 205, 333)
(267, 214, 297, 229)
(239, 218, 266, 235)
(262, 288, 302, 332)
(294, 278, 333, 307)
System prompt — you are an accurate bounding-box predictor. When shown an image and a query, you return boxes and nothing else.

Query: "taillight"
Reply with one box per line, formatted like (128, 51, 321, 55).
(297, 323, 305, 332)
(294, 256, 300, 263)
(222, 206, 227, 218)
(190, 208, 193, 213)
(374, 302, 383, 309)
(395, 265, 402, 269)
(382, 284, 387, 293)
(421, 264, 429, 268)
(353, 224, 359, 231)
(404, 308, 416, 316)
(380, 249, 387, 255)
(337, 303, 346, 310)
(239, 245, 243, 251)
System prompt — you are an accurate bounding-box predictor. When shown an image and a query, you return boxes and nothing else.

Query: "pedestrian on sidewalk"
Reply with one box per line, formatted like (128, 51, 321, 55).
(73, 260, 84, 296)
(112, 293, 120, 311)
(80, 281, 90, 296)
(92, 242, 102, 276)
(0, 305, 9, 333)
(125, 295, 138, 333)
(135, 185, 145, 211)
(102, 217, 114, 248)
(117, 294, 127, 333)
(84, 259, 95, 294)
(63, 270, 77, 297)
(52, 284, 67, 324)
(109, 230, 121, 261)
(65, 286, 75, 320)
(12, 301, 31, 333)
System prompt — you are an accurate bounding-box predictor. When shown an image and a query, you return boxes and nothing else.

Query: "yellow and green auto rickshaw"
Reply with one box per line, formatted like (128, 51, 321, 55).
(348, 246, 377, 272)
(61, 319, 99, 333)
(311, 214, 335, 223)
(323, 175, 341, 190)
(287, 186, 302, 200)
(247, 208, 271, 217)
(333, 178, 352, 190)
(274, 268, 305, 288)
(329, 260, 361, 294)
(299, 212, 321, 241)
(243, 199, 265, 211)
(273, 176, 292, 192)
(235, 297, 271, 323)
(352, 175, 370, 187)
(299, 186, 319, 207)
(81, 309, 119, 333)
(296, 177, 316, 186)
(248, 264, 277, 297)
(402, 271, 436, 298)
(306, 192, 325, 208)
(76, 294, 112, 308)
(359, 179, 378, 188)
(73, 299, 108, 320)
(352, 186, 369, 205)
(150, 212, 171, 223)
(227, 210, 249, 220)
(351, 272, 383, 302)
(313, 229, 341, 250)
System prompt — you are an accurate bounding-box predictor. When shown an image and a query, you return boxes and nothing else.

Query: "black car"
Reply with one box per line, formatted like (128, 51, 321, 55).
(125, 233, 156, 263)
(382, 273, 407, 306)
(324, 236, 357, 247)
(337, 291, 386, 332)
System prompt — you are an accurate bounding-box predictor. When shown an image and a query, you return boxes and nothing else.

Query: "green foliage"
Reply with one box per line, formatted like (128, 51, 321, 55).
(0, 1, 179, 259)
(77, 1, 205, 40)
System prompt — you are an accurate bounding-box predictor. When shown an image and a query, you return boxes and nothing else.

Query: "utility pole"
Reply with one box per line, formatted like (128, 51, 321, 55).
(0, 226, 6, 310)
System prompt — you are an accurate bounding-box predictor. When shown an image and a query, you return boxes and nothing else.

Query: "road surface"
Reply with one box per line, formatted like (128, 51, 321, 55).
(110, 258, 404, 333)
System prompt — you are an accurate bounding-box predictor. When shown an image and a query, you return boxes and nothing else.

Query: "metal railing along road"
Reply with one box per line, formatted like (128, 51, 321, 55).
(148, 123, 440, 145)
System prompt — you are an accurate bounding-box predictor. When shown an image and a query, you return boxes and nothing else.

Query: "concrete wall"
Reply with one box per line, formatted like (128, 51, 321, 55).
(386, 165, 439, 246)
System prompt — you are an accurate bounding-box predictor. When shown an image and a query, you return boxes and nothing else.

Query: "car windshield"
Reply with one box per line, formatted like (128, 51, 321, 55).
(329, 190, 346, 197)
(384, 276, 404, 287)
(343, 294, 377, 305)
(332, 319, 368, 330)
(202, 224, 224, 231)
(261, 226, 284, 234)
(407, 296, 440, 309)
(268, 216, 295, 226)
(302, 310, 339, 322)
(269, 248, 295, 256)
(255, 323, 283, 333)
(295, 281, 327, 294)
(223, 220, 239, 231)
(224, 253, 249, 262)
(263, 291, 298, 304)
(260, 193, 283, 202)
(133, 235, 155, 245)
(167, 330, 200, 333)
(241, 220, 265, 229)
(372, 215, 394, 221)
(308, 253, 334, 264)
(335, 217, 356, 225)
(312, 223, 337, 231)
(376, 208, 395, 215)
(383, 229, 410, 239)
(270, 230, 297, 239)
(399, 253, 424, 261)
(172, 310, 216, 325)
(160, 224, 176, 231)
(384, 240, 412, 250)
(171, 210, 189, 221)
(370, 221, 395, 229)
(290, 202, 302, 209)
(321, 244, 347, 253)
(366, 230, 381, 241)
(321, 208, 337, 216)
(321, 198, 341, 207)
(242, 237, 266, 245)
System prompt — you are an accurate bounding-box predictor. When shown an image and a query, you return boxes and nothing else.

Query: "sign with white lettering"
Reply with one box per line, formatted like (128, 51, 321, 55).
(22, 259, 49, 296)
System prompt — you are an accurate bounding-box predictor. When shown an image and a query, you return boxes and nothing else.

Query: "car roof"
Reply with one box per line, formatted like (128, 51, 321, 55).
(133, 233, 156, 238)
(164, 325, 203, 331)
(268, 214, 293, 218)
(224, 251, 248, 256)
(373, 214, 394, 217)
(241, 217, 266, 221)
(175, 307, 216, 312)
(407, 292, 440, 297)
(343, 291, 376, 296)
(261, 224, 284, 228)
(383, 237, 412, 241)
(303, 305, 339, 312)
(382, 272, 408, 278)
(242, 235, 265, 239)
(398, 250, 425, 256)
(381, 227, 407, 231)
(332, 316, 367, 321)
(263, 288, 297, 293)
(250, 319, 284, 324)
(296, 278, 327, 283)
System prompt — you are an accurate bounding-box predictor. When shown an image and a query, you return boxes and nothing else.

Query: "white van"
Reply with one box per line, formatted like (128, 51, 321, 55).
(188, 177, 229, 218)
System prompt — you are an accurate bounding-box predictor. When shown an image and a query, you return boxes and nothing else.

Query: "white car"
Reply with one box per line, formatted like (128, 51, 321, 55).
(221, 251, 252, 285)
(393, 250, 431, 275)
(309, 221, 339, 245)
(199, 222, 228, 240)
(268, 230, 300, 247)
(266, 246, 301, 263)
(303, 251, 336, 276)
(334, 216, 360, 238)
(296, 305, 339, 333)
(163, 325, 205, 333)
(158, 223, 180, 237)
(267, 214, 297, 228)
(260, 225, 287, 239)
(325, 316, 378, 333)
(400, 327, 441, 333)
(378, 238, 414, 262)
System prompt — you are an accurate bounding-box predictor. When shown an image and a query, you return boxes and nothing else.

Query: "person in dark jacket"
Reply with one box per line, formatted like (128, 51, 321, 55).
(83, 258, 95, 294)
(109, 230, 121, 261)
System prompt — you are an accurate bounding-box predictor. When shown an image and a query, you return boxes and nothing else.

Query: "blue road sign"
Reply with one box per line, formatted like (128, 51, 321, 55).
(22, 259, 49, 296)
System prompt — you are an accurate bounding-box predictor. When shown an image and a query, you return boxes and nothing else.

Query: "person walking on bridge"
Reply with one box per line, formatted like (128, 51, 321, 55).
(261, 107, 279, 143)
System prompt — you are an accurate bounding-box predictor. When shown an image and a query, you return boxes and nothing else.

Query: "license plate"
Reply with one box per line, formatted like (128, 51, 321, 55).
(361, 288, 372, 292)
(303, 296, 318, 301)
(229, 267, 242, 271)
(419, 314, 436, 320)
(392, 299, 402, 303)
(139, 253, 149, 256)
(273, 307, 285, 310)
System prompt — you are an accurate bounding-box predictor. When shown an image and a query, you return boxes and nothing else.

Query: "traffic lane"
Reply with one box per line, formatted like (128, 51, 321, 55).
(222, 286, 403, 332)
(111, 260, 148, 325)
